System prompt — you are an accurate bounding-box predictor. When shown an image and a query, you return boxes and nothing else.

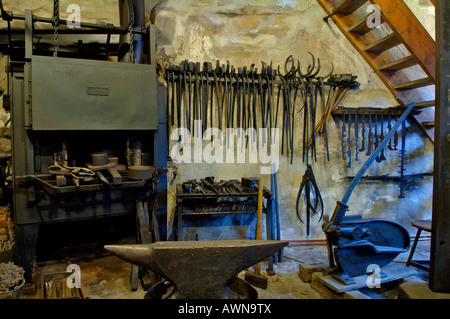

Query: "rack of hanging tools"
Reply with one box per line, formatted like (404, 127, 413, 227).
(333, 106, 426, 198)
(164, 54, 359, 163)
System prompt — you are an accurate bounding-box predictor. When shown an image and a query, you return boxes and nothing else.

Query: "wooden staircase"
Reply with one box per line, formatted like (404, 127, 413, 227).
(316, 0, 436, 142)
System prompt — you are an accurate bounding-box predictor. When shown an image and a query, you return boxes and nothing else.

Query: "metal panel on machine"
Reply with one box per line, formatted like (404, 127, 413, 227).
(31, 55, 158, 130)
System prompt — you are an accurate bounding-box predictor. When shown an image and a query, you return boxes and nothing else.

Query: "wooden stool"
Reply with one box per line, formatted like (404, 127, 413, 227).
(406, 220, 431, 272)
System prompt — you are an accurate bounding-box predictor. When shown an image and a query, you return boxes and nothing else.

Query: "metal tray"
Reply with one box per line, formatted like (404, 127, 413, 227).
(32, 174, 146, 194)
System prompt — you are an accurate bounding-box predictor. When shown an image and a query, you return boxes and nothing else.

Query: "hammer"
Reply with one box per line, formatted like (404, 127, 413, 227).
(244, 177, 268, 289)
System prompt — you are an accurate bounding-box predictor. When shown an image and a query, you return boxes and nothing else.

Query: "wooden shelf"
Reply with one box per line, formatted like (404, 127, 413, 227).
(176, 183, 274, 242)
(176, 190, 271, 199)
(31, 174, 145, 194)
(182, 210, 257, 216)
(332, 106, 408, 116)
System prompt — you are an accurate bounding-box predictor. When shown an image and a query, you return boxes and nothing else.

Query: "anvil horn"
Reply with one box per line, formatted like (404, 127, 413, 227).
(104, 244, 162, 273)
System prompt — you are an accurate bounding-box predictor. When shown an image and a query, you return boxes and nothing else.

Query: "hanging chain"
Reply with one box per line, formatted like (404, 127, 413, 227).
(127, 0, 134, 62)
(53, 0, 59, 57)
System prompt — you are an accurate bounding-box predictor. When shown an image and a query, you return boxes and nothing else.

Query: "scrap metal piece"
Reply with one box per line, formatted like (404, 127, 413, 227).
(378, 114, 387, 162)
(341, 110, 347, 161)
(128, 165, 154, 180)
(346, 110, 352, 168)
(95, 171, 110, 186)
(91, 152, 108, 166)
(359, 113, 366, 153)
(354, 111, 359, 162)
(105, 239, 289, 299)
(107, 168, 123, 185)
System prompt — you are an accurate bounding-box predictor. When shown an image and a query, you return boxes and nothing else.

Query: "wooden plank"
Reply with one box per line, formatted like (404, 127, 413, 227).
(379, 55, 418, 71)
(394, 77, 433, 90)
(414, 100, 435, 109)
(428, 3, 450, 279)
(343, 290, 372, 299)
(311, 272, 341, 299)
(370, 0, 436, 81)
(298, 262, 334, 283)
(348, 12, 384, 34)
(318, 263, 417, 293)
(312, 272, 373, 299)
(364, 33, 402, 52)
(334, 0, 368, 14)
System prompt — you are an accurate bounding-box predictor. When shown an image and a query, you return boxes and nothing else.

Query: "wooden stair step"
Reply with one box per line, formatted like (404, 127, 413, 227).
(364, 33, 402, 52)
(396, 101, 435, 109)
(379, 55, 419, 71)
(394, 78, 434, 91)
(421, 121, 435, 127)
(371, 0, 435, 81)
(333, 0, 368, 15)
(348, 12, 384, 35)
(414, 100, 435, 109)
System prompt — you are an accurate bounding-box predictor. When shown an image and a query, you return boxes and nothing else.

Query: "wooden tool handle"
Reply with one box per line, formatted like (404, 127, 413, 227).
(256, 177, 263, 240)
(254, 177, 263, 275)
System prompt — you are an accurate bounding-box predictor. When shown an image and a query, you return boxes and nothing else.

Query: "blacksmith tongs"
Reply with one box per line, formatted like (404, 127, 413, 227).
(295, 164, 324, 236)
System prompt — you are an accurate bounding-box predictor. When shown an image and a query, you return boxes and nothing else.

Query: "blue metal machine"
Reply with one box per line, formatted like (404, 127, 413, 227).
(322, 102, 416, 284)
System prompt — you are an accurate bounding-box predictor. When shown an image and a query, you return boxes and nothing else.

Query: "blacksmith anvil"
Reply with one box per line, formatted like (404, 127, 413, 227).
(105, 239, 288, 299)
(322, 102, 415, 285)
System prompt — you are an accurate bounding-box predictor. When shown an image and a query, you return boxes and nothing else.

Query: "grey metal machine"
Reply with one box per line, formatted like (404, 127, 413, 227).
(6, 5, 167, 284)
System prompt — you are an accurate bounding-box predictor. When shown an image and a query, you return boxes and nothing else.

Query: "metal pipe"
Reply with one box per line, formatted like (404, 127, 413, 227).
(0, 11, 145, 35)
(287, 234, 431, 246)
(118, 0, 145, 63)
(166, 73, 356, 88)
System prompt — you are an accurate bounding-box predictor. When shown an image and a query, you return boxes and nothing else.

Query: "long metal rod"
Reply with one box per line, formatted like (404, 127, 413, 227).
(288, 234, 431, 246)
(167, 73, 354, 88)
(0, 12, 146, 35)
